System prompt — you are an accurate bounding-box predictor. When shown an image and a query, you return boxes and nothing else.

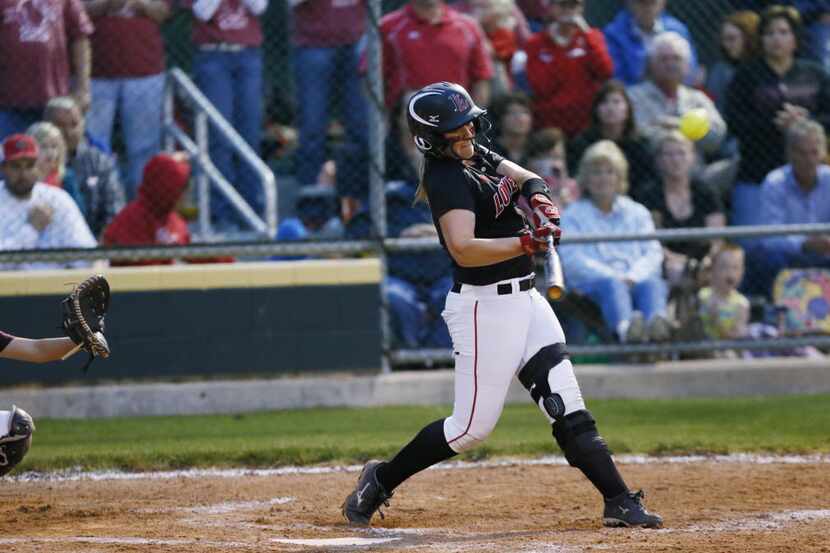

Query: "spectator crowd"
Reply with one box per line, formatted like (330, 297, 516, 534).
(2, 0, 830, 352)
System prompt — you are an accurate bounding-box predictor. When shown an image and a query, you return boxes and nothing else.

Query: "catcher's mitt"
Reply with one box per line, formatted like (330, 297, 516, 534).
(62, 274, 111, 367)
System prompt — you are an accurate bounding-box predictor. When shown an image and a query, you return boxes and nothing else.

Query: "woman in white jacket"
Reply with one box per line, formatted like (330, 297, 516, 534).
(559, 139, 670, 343)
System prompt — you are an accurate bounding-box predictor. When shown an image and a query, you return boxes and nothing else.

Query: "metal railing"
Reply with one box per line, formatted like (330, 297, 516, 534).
(163, 67, 277, 240)
(3, 222, 830, 368)
(380, 222, 830, 368)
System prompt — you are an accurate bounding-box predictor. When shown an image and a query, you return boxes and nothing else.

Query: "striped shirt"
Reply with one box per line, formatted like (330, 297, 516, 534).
(0, 181, 97, 271)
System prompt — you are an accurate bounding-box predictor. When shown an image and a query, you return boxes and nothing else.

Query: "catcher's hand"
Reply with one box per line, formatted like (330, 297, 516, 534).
(62, 274, 111, 360)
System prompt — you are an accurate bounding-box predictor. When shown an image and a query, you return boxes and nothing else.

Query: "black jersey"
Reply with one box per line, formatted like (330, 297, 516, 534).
(423, 153, 533, 285)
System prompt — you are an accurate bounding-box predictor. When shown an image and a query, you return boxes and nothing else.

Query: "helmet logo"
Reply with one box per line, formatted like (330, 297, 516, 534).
(450, 93, 470, 112)
(428, 114, 440, 123)
(414, 136, 432, 151)
(0, 446, 7, 467)
(409, 91, 442, 127)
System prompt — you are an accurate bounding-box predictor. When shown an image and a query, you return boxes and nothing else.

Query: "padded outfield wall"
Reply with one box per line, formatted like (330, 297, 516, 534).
(0, 260, 381, 386)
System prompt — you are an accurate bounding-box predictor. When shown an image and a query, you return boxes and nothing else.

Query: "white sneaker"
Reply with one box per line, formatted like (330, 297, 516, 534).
(647, 315, 674, 343)
(625, 311, 646, 343)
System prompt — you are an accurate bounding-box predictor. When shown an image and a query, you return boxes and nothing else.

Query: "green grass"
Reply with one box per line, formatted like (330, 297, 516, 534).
(19, 394, 830, 473)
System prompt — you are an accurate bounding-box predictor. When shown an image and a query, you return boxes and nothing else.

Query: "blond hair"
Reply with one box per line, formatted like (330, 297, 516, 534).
(710, 241, 745, 267)
(413, 156, 429, 205)
(576, 139, 629, 195)
(26, 121, 67, 180)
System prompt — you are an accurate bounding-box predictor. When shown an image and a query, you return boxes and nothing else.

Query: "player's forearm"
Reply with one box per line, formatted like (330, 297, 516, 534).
(495, 159, 541, 188)
(135, 0, 172, 23)
(1, 337, 76, 363)
(449, 236, 523, 267)
(71, 38, 91, 93)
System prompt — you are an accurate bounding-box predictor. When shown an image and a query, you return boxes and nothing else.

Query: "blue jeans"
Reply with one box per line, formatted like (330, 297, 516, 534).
(387, 276, 427, 349)
(293, 43, 368, 187)
(578, 276, 668, 336)
(0, 108, 41, 141)
(87, 73, 166, 198)
(386, 275, 453, 349)
(194, 48, 264, 224)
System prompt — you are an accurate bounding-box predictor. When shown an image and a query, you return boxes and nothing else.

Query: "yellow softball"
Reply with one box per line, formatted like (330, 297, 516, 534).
(679, 108, 710, 141)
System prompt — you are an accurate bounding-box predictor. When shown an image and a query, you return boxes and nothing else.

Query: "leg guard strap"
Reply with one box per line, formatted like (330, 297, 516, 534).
(518, 343, 569, 420)
(552, 409, 611, 467)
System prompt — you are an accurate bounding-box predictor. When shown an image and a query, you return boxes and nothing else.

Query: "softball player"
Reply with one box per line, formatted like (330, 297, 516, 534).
(0, 332, 40, 476)
(342, 82, 662, 529)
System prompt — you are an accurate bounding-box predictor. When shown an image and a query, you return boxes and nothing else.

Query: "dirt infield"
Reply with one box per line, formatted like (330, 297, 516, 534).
(2, 456, 830, 552)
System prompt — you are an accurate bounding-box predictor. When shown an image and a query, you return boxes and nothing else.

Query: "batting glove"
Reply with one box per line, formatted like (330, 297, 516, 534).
(529, 194, 561, 246)
(520, 223, 560, 256)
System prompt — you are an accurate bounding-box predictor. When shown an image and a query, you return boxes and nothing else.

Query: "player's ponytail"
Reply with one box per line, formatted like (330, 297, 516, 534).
(413, 156, 428, 205)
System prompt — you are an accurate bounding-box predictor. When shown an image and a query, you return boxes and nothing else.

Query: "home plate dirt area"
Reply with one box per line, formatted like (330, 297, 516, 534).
(2, 456, 830, 553)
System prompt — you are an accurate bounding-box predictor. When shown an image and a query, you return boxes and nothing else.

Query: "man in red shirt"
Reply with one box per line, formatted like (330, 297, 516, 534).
(83, 0, 171, 197)
(0, 0, 93, 140)
(291, 0, 367, 189)
(182, 0, 269, 229)
(525, 0, 613, 136)
(380, 0, 494, 110)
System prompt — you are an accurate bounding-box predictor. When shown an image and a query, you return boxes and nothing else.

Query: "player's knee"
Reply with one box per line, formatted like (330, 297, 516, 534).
(551, 409, 610, 468)
(518, 344, 585, 421)
(444, 415, 497, 454)
(0, 405, 35, 477)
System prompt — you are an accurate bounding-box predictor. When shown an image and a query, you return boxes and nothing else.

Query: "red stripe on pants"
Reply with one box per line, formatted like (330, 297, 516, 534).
(449, 300, 478, 446)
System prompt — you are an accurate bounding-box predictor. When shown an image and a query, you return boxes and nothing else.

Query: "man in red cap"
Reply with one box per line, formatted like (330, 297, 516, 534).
(0, 134, 96, 270)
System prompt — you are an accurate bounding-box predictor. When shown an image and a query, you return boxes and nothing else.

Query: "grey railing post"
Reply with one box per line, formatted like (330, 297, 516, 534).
(366, 0, 390, 373)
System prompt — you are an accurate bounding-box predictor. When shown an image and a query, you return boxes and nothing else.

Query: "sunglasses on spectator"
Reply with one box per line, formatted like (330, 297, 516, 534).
(552, 0, 582, 5)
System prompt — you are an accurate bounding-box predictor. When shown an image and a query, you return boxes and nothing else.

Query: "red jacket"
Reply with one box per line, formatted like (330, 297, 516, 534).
(103, 154, 233, 266)
(525, 28, 613, 136)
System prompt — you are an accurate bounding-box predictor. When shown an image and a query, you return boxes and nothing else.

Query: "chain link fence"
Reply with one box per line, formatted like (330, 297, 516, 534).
(2, 0, 830, 366)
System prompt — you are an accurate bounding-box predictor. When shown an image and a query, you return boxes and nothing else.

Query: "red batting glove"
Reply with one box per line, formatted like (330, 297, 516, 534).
(519, 223, 560, 256)
(529, 194, 561, 246)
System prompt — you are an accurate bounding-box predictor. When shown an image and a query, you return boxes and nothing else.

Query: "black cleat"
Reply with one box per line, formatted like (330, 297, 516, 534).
(341, 460, 393, 526)
(603, 489, 663, 528)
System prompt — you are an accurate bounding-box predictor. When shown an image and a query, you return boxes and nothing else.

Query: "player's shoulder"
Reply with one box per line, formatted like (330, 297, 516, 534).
(424, 156, 465, 181)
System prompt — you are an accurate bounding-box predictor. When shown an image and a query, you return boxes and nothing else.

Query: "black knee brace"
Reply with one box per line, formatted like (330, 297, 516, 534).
(518, 343, 568, 420)
(551, 409, 611, 467)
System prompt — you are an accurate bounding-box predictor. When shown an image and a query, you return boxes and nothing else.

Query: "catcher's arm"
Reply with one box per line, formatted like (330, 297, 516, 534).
(0, 336, 78, 363)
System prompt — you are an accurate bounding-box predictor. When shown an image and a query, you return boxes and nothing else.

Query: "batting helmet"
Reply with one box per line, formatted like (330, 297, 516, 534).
(406, 82, 488, 157)
(0, 405, 35, 477)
